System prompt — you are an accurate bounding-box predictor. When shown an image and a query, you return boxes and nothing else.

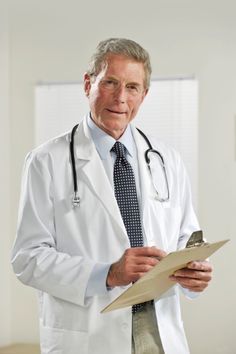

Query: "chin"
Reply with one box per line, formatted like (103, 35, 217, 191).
(102, 123, 127, 138)
(103, 117, 126, 128)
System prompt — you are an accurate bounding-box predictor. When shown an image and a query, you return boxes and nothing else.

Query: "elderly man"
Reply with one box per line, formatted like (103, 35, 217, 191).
(12, 38, 212, 354)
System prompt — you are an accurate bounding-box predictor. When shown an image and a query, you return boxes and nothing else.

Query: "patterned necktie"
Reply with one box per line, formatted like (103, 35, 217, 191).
(111, 141, 145, 313)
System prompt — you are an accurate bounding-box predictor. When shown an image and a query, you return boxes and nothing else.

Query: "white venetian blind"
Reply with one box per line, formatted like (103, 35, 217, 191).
(35, 78, 198, 207)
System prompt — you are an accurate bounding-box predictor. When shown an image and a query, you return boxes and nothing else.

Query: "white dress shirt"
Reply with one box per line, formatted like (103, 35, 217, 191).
(85, 114, 144, 297)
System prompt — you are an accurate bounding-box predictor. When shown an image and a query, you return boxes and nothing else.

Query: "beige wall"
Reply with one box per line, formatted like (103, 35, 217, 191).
(0, 1, 11, 346)
(2, 0, 236, 352)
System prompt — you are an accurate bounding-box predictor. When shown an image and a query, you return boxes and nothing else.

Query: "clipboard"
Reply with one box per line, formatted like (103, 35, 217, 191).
(101, 232, 229, 313)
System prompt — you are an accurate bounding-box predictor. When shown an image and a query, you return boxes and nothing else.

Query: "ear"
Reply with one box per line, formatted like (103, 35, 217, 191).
(84, 73, 92, 97)
(141, 88, 148, 103)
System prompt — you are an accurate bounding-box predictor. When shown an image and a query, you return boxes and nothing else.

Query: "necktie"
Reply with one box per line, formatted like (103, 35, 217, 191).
(111, 141, 145, 313)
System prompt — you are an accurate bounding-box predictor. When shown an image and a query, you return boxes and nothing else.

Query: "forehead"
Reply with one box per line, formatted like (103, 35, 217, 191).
(99, 54, 145, 83)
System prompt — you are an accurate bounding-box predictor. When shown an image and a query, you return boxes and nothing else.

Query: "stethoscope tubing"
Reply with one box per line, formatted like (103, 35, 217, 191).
(70, 123, 80, 205)
(70, 123, 169, 206)
(136, 127, 165, 165)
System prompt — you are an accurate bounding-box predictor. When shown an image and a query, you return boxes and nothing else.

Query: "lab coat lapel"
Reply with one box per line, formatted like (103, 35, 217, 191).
(132, 125, 166, 250)
(74, 119, 128, 240)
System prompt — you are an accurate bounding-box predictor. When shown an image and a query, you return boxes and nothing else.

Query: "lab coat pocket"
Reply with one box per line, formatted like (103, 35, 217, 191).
(160, 205, 182, 251)
(144, 199, 181, 251)
(40, 326, 89, 354)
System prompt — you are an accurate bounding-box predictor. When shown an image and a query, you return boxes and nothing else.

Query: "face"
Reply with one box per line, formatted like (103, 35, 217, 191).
(84, 54, 148, 139)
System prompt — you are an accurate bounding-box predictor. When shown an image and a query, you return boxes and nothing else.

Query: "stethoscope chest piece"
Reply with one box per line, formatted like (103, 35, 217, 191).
(72, 193, 80, 207)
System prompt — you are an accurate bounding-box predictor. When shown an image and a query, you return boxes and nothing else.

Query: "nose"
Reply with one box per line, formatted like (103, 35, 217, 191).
(113, 84, 127, 103)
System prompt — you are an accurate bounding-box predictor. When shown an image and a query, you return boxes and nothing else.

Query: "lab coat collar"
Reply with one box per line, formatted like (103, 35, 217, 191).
(74, 114, 134, 160)
(74, 116, 95, 160)
(74, 117, 166, 250)
(74, 116, 128, 242)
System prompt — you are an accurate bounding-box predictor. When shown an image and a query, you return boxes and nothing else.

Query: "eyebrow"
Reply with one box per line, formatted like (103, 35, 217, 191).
(104, 76, 142, 86)
(126, 82, 142, 87)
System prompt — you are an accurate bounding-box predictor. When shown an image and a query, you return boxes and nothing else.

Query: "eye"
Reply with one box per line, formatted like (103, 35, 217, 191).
(127, 84, 139, 92)
(127, 84, 138, 91)
(105, 80, 114, 85)
(101, 79, 118, 89)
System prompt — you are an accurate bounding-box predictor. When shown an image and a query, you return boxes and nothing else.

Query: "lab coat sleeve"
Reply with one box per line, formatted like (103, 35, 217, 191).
(11, 151, 110, 306)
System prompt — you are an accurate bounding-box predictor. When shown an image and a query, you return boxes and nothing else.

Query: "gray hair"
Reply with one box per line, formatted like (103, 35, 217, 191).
(87, 38, 152, 89)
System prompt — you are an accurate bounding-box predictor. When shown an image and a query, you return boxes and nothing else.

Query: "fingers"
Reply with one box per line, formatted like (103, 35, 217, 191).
(126, 246, 167, 259)
(171, 278, 209, 292)
(106, 246, 166, 287)
(187, 260, 213, 273)
(170, 260, 213, 292)
(170, 272, 211, 291)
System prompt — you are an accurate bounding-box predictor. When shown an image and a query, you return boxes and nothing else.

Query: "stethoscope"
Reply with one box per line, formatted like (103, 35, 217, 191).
(70, 124, 170, 207)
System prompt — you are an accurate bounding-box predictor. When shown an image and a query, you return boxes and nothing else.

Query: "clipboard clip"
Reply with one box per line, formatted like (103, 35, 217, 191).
(186, 230, 208, 248)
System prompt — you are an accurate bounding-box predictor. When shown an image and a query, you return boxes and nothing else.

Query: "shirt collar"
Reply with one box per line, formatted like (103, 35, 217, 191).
(87, 113, 134, 160)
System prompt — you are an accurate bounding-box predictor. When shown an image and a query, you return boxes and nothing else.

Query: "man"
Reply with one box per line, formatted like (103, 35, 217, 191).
(12, 38, 212, 354)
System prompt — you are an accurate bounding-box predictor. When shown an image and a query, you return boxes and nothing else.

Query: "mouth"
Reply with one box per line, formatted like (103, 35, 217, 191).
(106, 109, 126, 115)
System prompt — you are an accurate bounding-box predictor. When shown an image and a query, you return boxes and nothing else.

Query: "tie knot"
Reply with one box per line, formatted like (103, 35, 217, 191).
(111, 141, 127, 159)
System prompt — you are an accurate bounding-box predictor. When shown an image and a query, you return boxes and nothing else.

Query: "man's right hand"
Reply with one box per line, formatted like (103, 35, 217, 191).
(106, 247, 167, 287)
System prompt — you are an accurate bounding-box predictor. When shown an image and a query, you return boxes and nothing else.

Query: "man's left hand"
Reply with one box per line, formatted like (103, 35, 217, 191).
(170, 260, 213, 292)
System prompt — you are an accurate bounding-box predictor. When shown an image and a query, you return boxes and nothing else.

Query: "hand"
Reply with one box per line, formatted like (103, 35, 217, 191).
(106, 247, 167, 287)
(170, 260, 213, 292)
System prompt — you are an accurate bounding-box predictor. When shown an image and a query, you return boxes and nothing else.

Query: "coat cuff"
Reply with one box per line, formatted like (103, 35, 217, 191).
(85, 263, 111, 298)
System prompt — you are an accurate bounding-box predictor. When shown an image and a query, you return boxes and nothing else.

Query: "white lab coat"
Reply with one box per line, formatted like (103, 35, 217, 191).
(12, 117, 199, 354)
